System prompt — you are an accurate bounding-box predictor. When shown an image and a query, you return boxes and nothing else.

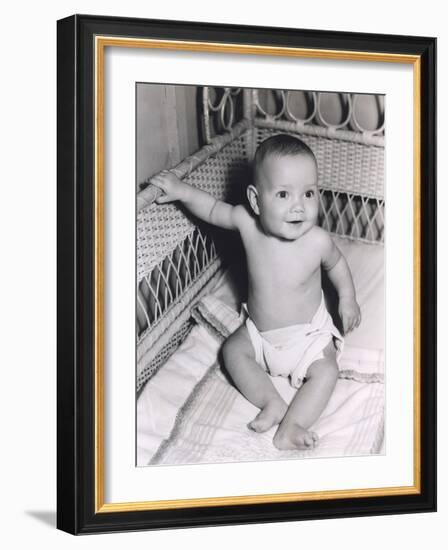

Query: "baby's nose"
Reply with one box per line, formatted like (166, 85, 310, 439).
(291, 197, 304, 212)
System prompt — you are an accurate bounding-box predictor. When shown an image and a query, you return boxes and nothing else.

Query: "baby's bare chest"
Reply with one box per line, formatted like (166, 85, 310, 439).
(246, 237, 322, 287)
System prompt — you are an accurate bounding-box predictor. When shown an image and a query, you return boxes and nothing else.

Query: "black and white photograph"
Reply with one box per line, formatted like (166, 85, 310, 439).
(136, 85, 385, 467)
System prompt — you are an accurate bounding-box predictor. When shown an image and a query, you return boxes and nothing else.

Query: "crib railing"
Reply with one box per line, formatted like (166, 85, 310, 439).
(136, 133, 249, 389)
(203, 88, 385, 145)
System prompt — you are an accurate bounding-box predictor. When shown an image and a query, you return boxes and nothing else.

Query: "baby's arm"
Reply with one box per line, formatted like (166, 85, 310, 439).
(319, 230, 361, 334)
(151, 170, 243, 231)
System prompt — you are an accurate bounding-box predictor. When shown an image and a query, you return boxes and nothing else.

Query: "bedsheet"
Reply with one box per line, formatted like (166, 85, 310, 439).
(137, 322, 384, 466)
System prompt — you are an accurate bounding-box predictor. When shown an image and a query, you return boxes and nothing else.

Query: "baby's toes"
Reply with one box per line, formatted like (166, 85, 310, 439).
(303, 433, 316, 448)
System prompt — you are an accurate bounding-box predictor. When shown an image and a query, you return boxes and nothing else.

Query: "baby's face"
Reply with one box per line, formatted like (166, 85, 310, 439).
(253, 153, 319, 241)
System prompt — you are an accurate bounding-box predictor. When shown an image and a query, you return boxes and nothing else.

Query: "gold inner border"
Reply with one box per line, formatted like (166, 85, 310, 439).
(94, 36, 422, 513)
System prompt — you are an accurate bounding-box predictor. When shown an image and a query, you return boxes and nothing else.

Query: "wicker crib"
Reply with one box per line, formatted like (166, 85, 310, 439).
(136, 87, 385, 394)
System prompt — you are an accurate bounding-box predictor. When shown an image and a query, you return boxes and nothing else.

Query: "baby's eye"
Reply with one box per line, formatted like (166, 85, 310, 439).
(276, 190, 288, 199)
(305, 190, 315, 198)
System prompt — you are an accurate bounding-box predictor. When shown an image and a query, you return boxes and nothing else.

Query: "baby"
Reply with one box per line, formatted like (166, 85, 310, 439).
(151, 134, 361, 451)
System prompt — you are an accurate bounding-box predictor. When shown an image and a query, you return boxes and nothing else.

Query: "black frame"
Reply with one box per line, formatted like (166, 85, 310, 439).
(57, 14, 436, 535)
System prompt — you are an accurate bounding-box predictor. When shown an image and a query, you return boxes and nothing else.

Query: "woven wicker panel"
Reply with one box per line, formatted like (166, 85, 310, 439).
(137, 136, 248, 282)
(319, 190, 384, 243)
(137, 225, 218, 339)
(137, 320, 194, 393)
(137, 262, 222, 389)
(254, 128, 384, 199)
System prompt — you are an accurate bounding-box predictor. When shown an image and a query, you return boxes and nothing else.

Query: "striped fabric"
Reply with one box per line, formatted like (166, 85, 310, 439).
(149, 345, 384, 466)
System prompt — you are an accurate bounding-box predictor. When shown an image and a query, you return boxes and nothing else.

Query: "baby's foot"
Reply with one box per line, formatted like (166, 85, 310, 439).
(273, 422, 319, 450)
(248, 400, 287, 433)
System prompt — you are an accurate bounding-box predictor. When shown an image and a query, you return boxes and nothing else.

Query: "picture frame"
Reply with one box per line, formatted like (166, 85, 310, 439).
(57, 14, 436, 535)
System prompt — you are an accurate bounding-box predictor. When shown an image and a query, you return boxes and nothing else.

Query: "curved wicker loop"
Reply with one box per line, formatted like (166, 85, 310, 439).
(220, 91, 234, 130)
(203, 87, 212, 143)
(207, 87, 240, 112)
(203, 87, 242, 143)
(316, 92, 353, 130)
(350, 94, 385, 136)
(254, 89, 286, 120)
(285, 90, 317, 124)
(207, 87, 229, 112)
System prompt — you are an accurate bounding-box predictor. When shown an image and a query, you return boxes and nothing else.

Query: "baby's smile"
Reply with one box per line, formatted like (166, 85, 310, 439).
(286, 217, 305, 224)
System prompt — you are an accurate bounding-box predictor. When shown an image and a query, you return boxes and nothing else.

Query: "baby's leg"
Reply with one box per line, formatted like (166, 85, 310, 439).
(222, 325, 287, 432)
(273, 340, 339, 450)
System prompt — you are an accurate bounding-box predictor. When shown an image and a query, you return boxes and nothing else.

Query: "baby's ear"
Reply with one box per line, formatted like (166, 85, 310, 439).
(247, 185, 260, 215)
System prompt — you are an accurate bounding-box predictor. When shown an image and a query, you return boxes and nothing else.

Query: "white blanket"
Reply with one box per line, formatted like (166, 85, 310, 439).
(138, 324, 384, 466)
